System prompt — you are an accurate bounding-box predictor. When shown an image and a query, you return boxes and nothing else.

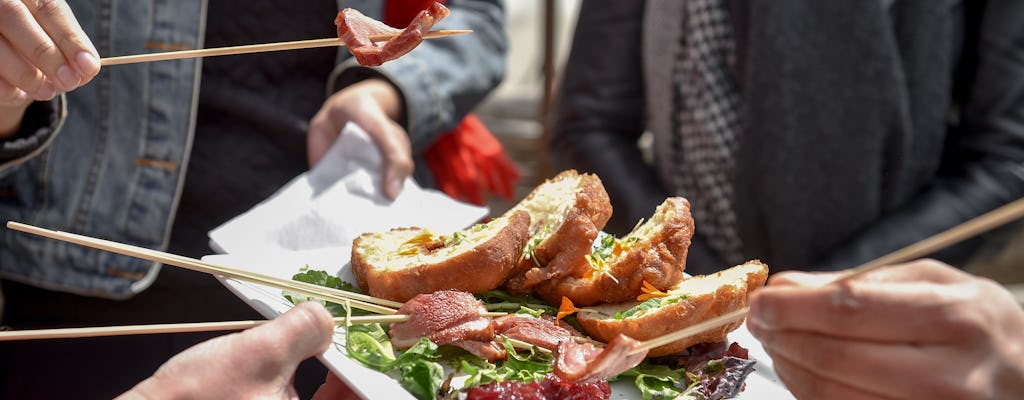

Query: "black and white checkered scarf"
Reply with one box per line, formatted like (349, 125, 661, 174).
(671, 0, 744, 265)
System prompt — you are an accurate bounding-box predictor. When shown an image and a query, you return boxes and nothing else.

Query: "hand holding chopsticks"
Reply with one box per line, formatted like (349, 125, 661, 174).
(629, 196, 1024, 356)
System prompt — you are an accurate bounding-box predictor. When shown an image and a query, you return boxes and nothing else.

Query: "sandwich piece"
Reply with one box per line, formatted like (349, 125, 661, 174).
(350, 210, 530, 302)
(534, 197, 694, 306)
(575, 260, 769, 357)
(502, 170, 613, 294)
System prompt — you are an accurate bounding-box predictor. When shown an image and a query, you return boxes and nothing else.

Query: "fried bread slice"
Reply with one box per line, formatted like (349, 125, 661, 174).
(535, 197, 694, 306)
(502, 170, 612, 294)
(575, 260, 768, 357)
(351, 210, 530, 302)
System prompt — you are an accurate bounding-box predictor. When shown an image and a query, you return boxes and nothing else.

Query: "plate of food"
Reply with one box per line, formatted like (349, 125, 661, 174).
(208, 170, 794, 400)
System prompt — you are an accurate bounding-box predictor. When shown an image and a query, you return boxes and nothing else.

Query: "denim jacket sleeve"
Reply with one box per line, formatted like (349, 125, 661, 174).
(0, 96, 66, 176)
(327, 0, 507, 152)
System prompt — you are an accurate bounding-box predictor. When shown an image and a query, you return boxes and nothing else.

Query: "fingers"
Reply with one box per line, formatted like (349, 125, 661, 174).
(248, 301, 336, 365)
(0, 77, 30, 106)
(769, 350, 895, 400)
(0, 37, 52, 100)
(307, 85, 413, 201)
(749, 277, 980, 343)
(0, 0, 97, 96)
(750, 259, 982, 343)
(754, 328, 966, 399)
(372, 119, 413, 200)
(312, 373, 362, 400)
(23, 0, 100, 85)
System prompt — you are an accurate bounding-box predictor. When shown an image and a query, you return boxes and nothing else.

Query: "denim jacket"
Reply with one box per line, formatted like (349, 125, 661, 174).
(0, 0, 506, 299)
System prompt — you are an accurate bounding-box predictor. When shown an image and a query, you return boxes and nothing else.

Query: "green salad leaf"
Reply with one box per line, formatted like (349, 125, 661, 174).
(614, 295, 688, 320)
(616, 361, 687, 400)
(475, 289, 557, 316)
(283, 267, 369, 316)
(345, 323, 397, 371)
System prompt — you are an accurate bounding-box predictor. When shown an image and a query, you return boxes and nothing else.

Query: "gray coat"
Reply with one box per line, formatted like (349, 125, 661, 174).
(553, 0, 1024, 273)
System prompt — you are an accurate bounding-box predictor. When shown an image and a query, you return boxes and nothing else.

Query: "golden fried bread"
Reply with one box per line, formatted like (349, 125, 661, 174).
(575, 260, 768, 357)
(351, 211, 530, 302)
(535, 197, 694, 306)
(502, 170, 612, 294)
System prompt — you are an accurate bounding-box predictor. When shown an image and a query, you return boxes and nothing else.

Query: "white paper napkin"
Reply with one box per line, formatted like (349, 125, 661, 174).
(208, 122, 490, 256)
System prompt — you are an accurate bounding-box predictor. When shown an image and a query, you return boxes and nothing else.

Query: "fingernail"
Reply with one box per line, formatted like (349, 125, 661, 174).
(57, 64, 80, 90)
(75, 51, 100, 76)
(35, 82, 58, 100)
(748, 295, 776, 331)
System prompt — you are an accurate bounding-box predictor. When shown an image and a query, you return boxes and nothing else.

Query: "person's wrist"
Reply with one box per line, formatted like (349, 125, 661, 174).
(0, 101, 33, 139)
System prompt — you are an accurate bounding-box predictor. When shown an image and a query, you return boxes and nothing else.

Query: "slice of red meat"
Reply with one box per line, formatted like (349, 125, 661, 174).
(493, 315, 584, 351)
(452, 340, 507, 362)
(335, 2, 450, 66)
(553, 334, 647, 383)
(388, 290, 494, 349)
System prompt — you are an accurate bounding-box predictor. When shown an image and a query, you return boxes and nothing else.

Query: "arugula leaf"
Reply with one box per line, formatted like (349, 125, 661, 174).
(345, 323, 397, 371)
(475, 290, 557, 316)
(283, 267, 369, 316)
(617, 362, 687, 400)
(393, 339, 444, 400)
(614, 295, 687, 320)
(495, 339, 553, 383)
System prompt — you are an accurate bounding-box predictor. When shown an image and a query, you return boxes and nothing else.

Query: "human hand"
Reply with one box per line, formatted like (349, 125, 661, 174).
(116, 301, 336, 400)
(311, 373, 362, 400)
(747, 259, 1024, 399)
(0, 101, 32, 139)
(307, 78, 413, 201)
(0, 0, 100, 105)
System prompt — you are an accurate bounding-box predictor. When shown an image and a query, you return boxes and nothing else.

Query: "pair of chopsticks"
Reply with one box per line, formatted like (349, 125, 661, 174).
(100, 30, 471, 66)
(627, 196, 1024, 355)
(0, 221, 505, 341)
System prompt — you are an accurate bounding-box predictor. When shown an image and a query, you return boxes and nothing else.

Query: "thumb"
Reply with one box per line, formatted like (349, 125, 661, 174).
(307, 106, 346, 167)
(248, 301, 336, 365)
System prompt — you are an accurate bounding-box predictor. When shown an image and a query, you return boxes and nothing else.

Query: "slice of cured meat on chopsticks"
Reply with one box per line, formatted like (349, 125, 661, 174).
(388, 290, 592, 362)
(553, 334, 648, 383)
(388, 290, 494, 349)
(335, 2, 450, 66)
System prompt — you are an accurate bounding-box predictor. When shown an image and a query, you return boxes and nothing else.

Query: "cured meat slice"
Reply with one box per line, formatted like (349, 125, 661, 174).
(452, 340, 507, 362)
(335, 2, 450, 66)
(389, 290, 494, 349)
(493, 314, 583, 351)
(553, 334, 647, 383)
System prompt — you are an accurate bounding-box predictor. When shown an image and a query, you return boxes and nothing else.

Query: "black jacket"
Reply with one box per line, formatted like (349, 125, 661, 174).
(552, 0, 1024, 274)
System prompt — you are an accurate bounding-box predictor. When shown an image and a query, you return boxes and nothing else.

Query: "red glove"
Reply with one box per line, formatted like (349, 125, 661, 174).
(386, 0, 520, 205)
(424, 114, 520, 205)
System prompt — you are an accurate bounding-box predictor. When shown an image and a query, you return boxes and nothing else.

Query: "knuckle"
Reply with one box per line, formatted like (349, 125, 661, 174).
(14, 67, 43, 91)
(31, 40, 58, 64)
(31, 0, 65, 17)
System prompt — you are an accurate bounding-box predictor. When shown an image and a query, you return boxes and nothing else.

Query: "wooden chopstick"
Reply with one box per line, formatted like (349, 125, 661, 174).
(100, 30, 472, 66)
(5, 221, 401, 315)
(630, 197, 1024, 355)
(0, 315, 412, 342)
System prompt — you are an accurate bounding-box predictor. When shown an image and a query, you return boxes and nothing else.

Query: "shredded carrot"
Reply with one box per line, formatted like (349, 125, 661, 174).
(612, 242, 623, 257)
(637, 280, 670, 301)
(557, 296, 578, 321)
